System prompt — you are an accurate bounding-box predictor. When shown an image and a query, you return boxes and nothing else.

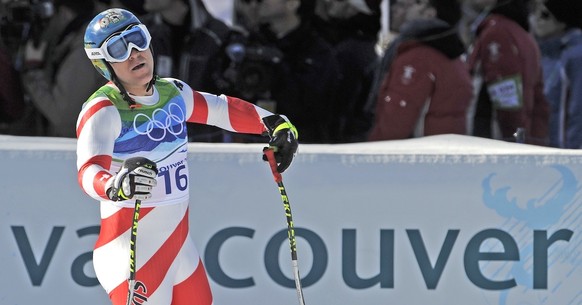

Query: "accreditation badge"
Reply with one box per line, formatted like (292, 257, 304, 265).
(487, 75, 523, 110)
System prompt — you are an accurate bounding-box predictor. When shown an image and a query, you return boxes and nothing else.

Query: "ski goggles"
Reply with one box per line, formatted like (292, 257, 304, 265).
(86, 24, 151, 63)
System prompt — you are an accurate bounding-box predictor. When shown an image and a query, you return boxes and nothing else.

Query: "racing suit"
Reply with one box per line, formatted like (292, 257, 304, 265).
(76, 77, 273, 304)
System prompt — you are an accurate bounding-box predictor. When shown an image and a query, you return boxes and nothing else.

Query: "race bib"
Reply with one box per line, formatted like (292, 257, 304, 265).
(487, 76, 523, 110)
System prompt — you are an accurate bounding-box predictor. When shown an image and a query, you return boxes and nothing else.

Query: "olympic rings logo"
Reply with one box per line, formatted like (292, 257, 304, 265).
(133, 103, 185, 141)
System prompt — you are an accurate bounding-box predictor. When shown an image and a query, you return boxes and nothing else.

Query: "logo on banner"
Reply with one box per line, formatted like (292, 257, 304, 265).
(482, 165, 580, 305)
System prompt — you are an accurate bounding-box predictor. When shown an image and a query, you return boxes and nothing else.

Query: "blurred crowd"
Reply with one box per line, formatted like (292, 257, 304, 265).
(1, 0, 581, 147)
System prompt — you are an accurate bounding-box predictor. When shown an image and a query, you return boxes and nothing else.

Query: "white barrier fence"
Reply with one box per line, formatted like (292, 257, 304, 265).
(1, 134, 581, 305)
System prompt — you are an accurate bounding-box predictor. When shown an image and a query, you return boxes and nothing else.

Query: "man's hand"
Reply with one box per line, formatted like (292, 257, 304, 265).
(262, 115, 299, 173)
(107, 157, 158, 201)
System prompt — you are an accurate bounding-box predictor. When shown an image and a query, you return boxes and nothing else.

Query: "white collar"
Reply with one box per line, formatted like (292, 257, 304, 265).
(129, 86, 159, 106)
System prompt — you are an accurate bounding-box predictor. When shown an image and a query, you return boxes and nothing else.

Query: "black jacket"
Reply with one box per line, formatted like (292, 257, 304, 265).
(264, 21, 342, 143)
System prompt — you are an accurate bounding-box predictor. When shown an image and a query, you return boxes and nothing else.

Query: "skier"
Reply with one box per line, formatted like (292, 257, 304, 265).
(76, 8, 298, 305)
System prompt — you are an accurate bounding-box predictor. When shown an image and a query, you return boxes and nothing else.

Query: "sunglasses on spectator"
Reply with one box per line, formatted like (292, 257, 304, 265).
(86, 24, 151, 63)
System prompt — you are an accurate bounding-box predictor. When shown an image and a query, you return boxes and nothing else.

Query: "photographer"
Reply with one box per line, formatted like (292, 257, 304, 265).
(216, 27, 283, 109)
(314, 0, 382, 143)
(0, 38, 26, 132)
(0, 0, 46, 136)
(20, 0, 104, 137)
(230, 0, 341, 143)
(141, 0, 234, 142)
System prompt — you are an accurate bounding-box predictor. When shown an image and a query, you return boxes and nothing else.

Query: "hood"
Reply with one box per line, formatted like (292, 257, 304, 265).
(399, 19, 466, 59)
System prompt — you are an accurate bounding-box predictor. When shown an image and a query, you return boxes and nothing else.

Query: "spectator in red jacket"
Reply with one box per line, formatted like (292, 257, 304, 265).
(466, 0, 549, 145)
(367, 0, 473, 141)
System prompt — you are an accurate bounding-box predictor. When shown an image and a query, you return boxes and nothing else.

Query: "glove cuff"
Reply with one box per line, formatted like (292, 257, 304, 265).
(105, 178, 118, 201)
(263, 115, 299, 139)
(106, 186, 131, 202)
(106, 187, 119, 201)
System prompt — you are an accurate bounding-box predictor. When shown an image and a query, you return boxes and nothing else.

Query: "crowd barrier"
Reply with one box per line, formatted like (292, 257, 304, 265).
(1, 134, 580, 305)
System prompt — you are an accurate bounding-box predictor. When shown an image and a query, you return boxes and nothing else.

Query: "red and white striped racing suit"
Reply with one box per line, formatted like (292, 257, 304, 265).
(76, 77, 272, 305)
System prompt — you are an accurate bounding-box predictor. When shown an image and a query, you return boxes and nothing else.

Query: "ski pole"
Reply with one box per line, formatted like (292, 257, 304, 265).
(126, 199, 141, 305)
(263, 148, 306, 305)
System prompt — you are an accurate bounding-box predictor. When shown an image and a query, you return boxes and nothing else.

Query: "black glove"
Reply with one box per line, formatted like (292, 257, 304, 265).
(107, 157, 158, 201)
(262, 115, 299, 173)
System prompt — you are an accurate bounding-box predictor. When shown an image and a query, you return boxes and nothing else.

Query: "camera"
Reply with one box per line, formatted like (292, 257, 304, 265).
(0, 0, 54, 55)
(5, 0, 53, 22)
(218, 40, 283, 108)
